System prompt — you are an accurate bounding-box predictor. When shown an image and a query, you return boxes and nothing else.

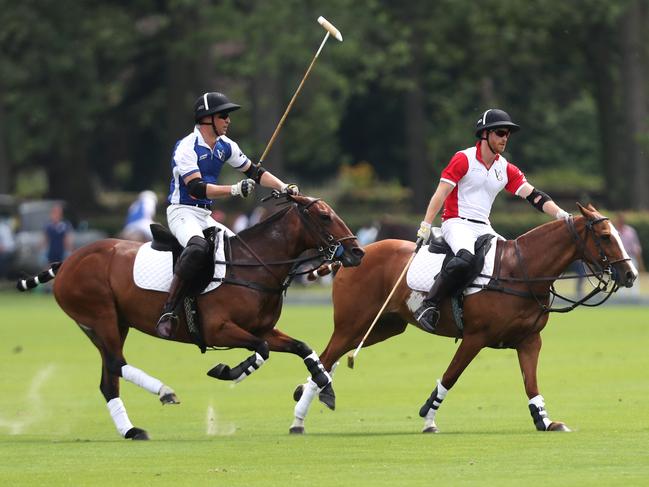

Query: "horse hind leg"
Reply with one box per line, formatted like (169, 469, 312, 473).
(418, 335, 485, 433)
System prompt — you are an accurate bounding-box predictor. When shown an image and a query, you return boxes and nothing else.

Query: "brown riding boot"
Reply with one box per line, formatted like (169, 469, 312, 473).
(155, 274, 186, 339)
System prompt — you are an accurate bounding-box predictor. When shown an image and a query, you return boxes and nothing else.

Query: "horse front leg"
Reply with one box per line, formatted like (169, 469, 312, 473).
(517, 333, 571, 432)
(419, 334, 485, 433)
(261, 329, 334, 435)
(205, 322, 270, 383)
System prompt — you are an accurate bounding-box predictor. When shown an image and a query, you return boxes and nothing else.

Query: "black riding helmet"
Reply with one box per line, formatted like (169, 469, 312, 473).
(193, 92, 241, 122)
(475, 109, 520, 138)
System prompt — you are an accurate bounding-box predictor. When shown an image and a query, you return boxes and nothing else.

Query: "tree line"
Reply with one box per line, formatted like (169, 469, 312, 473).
(0, 0, 647, 212)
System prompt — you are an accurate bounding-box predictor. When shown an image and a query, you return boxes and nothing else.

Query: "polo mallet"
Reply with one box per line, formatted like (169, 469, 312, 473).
(347, 238, 424, 369)
(258, 16, 343, 164)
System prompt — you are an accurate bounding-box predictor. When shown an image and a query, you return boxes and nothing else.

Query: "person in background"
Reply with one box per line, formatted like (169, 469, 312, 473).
(614, 213, 644, 296)
(121, 190, 158, 242)
(0, 217, 16, 279)
(43, 203, 73, 264)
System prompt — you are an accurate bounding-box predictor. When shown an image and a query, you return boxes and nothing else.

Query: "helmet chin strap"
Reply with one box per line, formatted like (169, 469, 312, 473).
(480, 132, 499, 156)
(198, 115, 220, 138)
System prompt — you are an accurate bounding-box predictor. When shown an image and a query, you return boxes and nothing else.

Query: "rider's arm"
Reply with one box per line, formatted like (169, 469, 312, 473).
(518, 183, 569, 220)
(184, 172, 236, 199)
(423, 181, 454, 224)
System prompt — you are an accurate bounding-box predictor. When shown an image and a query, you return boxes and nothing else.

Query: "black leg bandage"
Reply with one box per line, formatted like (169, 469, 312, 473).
(529, 403, 549, 431)
(418, 386, 445, 417)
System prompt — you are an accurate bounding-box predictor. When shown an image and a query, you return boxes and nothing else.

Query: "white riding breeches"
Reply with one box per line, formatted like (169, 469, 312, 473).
(167, 204, 234, 247)
(441, 218, 502, 256)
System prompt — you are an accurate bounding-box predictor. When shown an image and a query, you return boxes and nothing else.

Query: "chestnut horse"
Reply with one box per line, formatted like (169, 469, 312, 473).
(17, 194, 364, 440)
(290, 204, 637, 434)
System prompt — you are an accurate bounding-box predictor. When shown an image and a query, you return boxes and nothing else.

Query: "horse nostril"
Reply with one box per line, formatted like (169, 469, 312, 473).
(626, 271, 636, 282)
(352, 247, 365, 258)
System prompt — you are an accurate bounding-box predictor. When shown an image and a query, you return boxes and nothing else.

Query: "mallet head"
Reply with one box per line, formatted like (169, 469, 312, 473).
(317, 16, 343, 42)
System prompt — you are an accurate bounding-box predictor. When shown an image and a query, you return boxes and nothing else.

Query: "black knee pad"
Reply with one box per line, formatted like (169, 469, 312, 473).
(176, 236, 211, 279)
(446, 249, 475, 274)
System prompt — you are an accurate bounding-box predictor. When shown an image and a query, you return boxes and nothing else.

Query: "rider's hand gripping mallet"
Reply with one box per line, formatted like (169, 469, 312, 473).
(258, 16, 343, 164)
(347, 239, 423, 369)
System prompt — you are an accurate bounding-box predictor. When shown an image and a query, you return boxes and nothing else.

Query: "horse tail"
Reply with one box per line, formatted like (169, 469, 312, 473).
(306, 261, 342, 281)
(16, 262, 62, 292)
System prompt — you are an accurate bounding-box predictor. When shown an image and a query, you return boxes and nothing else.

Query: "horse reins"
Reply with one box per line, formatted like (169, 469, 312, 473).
(475, 215, 627, 314)
(212, 195, 357, 293)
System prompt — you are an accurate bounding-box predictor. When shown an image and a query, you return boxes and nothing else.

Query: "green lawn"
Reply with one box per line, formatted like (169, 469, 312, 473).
(0, 292, 647, 486)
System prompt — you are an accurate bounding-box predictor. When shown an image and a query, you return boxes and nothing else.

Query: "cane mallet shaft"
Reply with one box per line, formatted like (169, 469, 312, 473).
(347, 239, 423, 369)
(259, 16, 343, 164)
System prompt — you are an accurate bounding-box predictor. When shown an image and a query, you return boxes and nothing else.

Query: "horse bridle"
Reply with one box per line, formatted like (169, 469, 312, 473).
(566, 215, 631, 273)
(298, 198, 357, 261)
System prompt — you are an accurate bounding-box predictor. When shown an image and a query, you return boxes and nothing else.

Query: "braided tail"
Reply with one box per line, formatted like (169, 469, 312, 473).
(16, 262, 61, 292)
(306, 261, 342, 282)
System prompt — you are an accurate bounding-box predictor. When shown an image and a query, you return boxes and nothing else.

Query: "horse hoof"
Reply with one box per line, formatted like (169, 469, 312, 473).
(318, 383, 336, 411)
(422, 426, 439, 434)
(548, 421, 571, 432)
(293, 384, 304, 402)
(125, 427, 149, 440)
(160, 392, 180, 405)
(159, 386, 180, 405)
(289, 426, 305, 435)
(207, 364, 230, 380)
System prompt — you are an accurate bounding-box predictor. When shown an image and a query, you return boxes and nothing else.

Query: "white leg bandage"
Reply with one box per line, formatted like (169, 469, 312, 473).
(107, 398, 134, 437)
(529, 394, 552, 430)
(294, 379, 319, 420)
(121, 365, 163, 395)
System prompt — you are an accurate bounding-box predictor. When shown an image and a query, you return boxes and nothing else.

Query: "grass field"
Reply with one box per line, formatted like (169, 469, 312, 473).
(0, 291, 648, 486)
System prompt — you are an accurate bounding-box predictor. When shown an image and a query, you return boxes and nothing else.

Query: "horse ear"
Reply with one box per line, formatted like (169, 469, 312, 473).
(587, 203, 597, 211)
(576, 202, 588, 217)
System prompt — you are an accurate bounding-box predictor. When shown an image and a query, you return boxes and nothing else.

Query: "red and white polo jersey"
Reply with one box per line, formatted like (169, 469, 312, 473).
(440, 143, 527, 222)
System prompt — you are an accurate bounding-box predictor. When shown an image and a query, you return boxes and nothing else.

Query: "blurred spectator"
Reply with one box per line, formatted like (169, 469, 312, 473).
(0, 217, 16, 279)
(357, 223, 378, 246)
(120, 190, 158, 242)
(614, 213, 644, 271)
(43, 203, 73, 264)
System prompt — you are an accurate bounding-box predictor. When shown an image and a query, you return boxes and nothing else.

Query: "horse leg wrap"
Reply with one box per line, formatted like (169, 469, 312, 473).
(303, 352, 331, 389)
(107, 397, 134, 437)
(207, 352, 266, 383)
(528, 394, 551, 431)
(121, 364, 164, 395)
(418, 379, 448, 418)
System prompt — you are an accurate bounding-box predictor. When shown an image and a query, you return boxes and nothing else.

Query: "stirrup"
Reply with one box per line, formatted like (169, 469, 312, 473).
(155, 311, 179, 339)
(416, 304, 439, 333)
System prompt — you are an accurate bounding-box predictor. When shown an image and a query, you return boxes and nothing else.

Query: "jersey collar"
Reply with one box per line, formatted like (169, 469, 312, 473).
(194, 125, 219, 150)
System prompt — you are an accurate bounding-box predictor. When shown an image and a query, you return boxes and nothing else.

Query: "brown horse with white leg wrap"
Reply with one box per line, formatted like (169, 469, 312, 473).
(17, 193, 364, 440)
(290, 204, 637, 434)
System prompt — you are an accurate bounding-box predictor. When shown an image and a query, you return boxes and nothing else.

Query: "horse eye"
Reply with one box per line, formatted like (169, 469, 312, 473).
(319, 213, 332, 222)
(601, 234, 611, 241)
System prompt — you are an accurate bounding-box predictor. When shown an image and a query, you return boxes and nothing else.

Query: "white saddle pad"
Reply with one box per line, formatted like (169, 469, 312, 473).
(406, 240, 497, 296)
(133, 231, 227, 294)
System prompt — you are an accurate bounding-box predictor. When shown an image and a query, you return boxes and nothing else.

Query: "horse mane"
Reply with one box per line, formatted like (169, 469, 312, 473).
(516, 214, 584, 241)
(237, 204, 293, 239)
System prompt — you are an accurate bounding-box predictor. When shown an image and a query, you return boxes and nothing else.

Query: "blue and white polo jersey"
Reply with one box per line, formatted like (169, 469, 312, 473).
(167, 126, 249, 205)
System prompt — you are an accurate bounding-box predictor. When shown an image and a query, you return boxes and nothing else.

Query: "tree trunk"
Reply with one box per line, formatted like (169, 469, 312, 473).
(0, 97, 10, 194)
(620, 0, 649, 209)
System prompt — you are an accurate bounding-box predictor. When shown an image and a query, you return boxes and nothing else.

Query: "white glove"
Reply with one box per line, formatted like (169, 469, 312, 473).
(281, 183, 299, 195)
(555, 209, 570, 220)
(231, 179, 255, 198)
(417, 221, 431, 243)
